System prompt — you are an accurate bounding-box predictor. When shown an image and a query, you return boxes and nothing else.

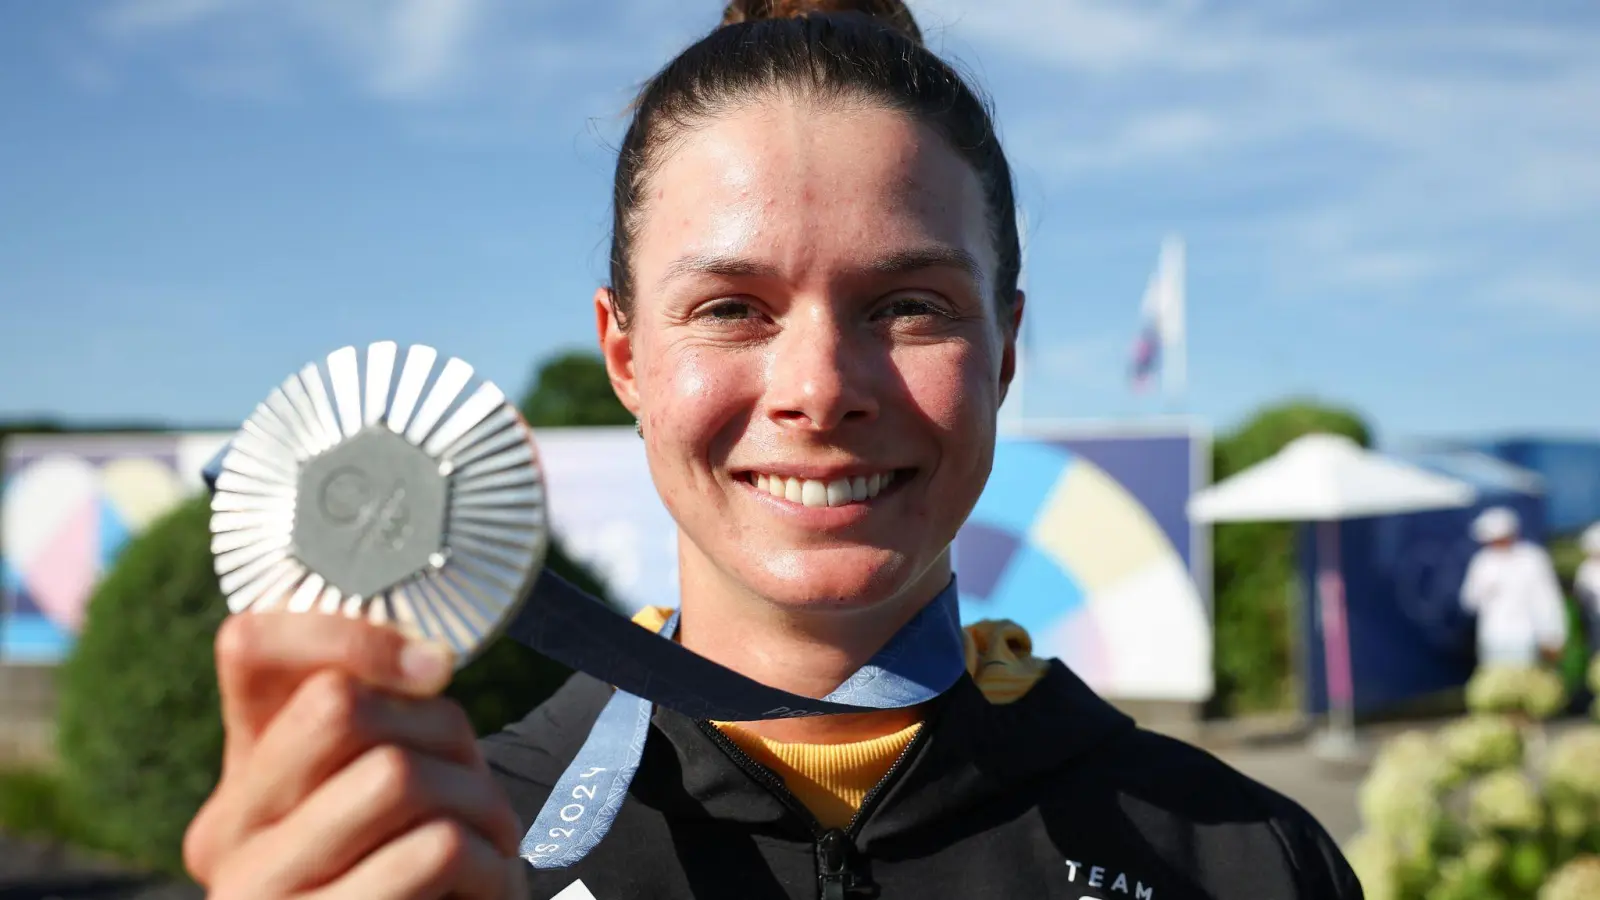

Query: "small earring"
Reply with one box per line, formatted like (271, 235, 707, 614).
(634, 419, 643, 438)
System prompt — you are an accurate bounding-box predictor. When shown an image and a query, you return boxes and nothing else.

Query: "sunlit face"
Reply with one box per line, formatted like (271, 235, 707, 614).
(599, 96, 1019, 612)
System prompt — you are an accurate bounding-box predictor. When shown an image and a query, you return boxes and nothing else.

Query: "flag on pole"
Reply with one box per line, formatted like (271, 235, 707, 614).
(1129, 235, 1186, 402)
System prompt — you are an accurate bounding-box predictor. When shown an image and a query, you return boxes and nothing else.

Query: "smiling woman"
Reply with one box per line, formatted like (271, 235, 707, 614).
(180, 2, 1363, 899)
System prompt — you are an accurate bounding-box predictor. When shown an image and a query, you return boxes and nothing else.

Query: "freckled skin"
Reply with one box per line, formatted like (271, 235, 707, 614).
(597, 96, 1021, 731)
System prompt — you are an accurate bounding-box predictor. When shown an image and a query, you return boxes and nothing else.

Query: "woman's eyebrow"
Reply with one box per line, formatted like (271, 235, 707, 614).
(661, 254, 779, 284)
(660, 245, 980, 286)
(866, 246, 980, 282)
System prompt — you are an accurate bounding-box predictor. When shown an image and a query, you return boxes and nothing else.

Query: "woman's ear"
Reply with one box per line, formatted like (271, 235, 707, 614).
(596, 286, 641, 415)
(998, 289, 1025, 401)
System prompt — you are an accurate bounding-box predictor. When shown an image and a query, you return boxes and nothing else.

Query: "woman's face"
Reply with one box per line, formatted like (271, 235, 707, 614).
(600, 96, 1019, 611)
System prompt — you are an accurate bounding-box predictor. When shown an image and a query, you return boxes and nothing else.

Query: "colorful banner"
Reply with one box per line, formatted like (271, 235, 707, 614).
(1, 424, 1212, 701)
(1, 432, 230, 662)
(955, 426, 1212, 701)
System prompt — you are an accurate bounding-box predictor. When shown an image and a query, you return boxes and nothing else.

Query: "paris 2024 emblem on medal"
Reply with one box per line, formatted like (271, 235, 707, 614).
(208, 342, 550, 667)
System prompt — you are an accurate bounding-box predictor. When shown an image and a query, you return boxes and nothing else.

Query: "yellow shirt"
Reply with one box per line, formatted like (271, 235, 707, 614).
(630, 606, 1050, 829)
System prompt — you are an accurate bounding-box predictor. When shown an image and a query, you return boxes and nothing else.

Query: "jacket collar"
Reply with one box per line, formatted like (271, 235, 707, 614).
(597, 659, 1137, 844)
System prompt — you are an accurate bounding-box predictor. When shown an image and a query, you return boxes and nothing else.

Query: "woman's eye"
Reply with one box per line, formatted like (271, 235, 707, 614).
(699, 300, 756, 322)
(879, 296, 945, 319)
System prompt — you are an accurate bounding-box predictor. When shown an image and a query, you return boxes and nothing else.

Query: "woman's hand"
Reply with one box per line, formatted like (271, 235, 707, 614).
(183, 613, 527, 899)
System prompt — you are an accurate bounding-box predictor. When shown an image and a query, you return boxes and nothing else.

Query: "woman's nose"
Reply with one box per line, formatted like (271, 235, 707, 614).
(762, 312, 880, 432)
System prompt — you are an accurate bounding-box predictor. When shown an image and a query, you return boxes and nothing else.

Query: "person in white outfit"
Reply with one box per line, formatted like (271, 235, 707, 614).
(1576, 522, 1600, 657)
(1460, 506, 1569, 668)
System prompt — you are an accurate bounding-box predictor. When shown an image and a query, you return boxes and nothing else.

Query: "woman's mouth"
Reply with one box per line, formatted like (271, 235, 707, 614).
(738, 469, 911, 508)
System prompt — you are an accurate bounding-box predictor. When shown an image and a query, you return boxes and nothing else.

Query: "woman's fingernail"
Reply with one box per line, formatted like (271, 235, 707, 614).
(400, 640, 455, 690)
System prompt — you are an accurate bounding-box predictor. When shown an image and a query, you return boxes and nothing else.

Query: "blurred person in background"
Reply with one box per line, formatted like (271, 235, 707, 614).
(1578, 522, 1600, 656)
(1461, 506, 1569, 668)
(179, 2, 1362, 898)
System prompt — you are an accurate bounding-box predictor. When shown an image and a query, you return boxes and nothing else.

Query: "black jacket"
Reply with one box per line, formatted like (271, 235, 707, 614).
(483, 661, 1364, 900)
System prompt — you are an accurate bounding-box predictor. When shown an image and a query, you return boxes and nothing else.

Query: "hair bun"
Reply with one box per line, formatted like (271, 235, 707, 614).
(720, 0, 923, 45)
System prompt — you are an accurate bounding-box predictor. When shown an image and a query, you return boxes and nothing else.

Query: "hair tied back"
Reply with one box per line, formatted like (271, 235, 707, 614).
(719, 0, 924, 45)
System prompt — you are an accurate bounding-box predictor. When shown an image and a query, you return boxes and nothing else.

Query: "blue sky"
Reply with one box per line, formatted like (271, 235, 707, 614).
(1, 0, 1597, 446)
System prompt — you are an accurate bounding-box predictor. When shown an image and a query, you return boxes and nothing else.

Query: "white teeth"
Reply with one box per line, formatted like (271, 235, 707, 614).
(750, 471, 898, 507)
(800, 479, 827, 508)
(825, 479, 852, 507)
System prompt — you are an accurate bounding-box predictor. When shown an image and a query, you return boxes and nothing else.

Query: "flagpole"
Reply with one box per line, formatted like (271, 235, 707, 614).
(1163, 234, 1187, 416)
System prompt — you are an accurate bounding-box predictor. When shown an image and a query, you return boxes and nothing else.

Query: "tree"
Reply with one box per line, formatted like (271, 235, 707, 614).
(518, 349, 633, 428)
(1212, 400, 1372, 482)
(1208, 398, 1373, 716)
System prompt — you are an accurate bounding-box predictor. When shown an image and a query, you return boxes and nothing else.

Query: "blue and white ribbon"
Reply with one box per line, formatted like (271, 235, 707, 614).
(516, 585, 964, 868)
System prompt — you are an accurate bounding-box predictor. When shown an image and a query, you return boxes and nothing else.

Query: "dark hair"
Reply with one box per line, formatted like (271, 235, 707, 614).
(607, 0, 1020, 327)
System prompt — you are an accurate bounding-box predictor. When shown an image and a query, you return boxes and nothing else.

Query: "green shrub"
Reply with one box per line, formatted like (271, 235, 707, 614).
(1541, 856, 1600, 900)
(1209, 399, 1372, 715)
(1439, 716, 1525, 779)
(0, 766, 91, 845)
(53, 494, 613, 870)
(56, 497, 228, 871)
(1349, 721, 1600, 900)
(1467, 666, 1570, 721)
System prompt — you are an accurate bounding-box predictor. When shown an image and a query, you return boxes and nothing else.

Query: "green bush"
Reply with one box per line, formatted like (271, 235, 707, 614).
(1209, 399, 1372, 715)
(52, 494, 614, 870)
(56, 497, 229, 871)
(0, 766, 91, 846)
(1348, 721, 1600, 900)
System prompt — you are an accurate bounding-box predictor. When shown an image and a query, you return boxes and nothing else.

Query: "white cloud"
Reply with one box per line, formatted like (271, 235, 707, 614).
(374, 0, 483, 97)
(913, 0, 1236, 76)
(68, 0, 1600, 334)
(914, 0, 1600, 333)
(99, 0, 242, 37)
(1479, 273, 1600, 325)
(85, 0, 694, 104)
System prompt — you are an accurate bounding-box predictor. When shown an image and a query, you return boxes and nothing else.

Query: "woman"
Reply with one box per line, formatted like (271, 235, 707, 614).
(182, 2, 1362, 898)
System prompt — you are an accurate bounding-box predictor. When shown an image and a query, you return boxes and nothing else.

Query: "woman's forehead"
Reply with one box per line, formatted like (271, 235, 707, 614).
(635, 100, 992, 278)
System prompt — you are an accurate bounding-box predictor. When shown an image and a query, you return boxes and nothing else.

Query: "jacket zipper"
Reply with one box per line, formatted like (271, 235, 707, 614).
(697, 720, 933, 900)
(844, 724, 929, 838)
(697, 721, 826, 832)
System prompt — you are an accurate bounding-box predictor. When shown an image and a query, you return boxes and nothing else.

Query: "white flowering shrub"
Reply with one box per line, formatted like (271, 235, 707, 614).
(1545, 728, 1600, 802)
(1346, 831, 1404, 900)
(1440, 716, 1524, 778)
(1588, 657, 1600, 721)
(1469, 771, 1546, 836)
(1538, 856, 1600, 900)
(1544, 728, 1600, 856)
(1466, 666, 1568, 721)
(1347, 718, 1600, 900)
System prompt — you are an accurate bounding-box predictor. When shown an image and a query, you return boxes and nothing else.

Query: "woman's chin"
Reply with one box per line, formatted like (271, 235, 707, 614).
(739, 547, 937, 613)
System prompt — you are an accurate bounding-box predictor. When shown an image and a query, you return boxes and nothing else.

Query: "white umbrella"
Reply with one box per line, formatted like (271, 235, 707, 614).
(1190, 433, 1477, 522)
(1188, 433, 1478, 755)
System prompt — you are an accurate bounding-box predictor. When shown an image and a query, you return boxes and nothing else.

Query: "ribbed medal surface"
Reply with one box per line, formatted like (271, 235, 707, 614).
(209, 341, 549, 666)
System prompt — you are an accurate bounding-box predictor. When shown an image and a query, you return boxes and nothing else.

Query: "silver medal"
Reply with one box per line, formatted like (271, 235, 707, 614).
(209, 342, 550, 666)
